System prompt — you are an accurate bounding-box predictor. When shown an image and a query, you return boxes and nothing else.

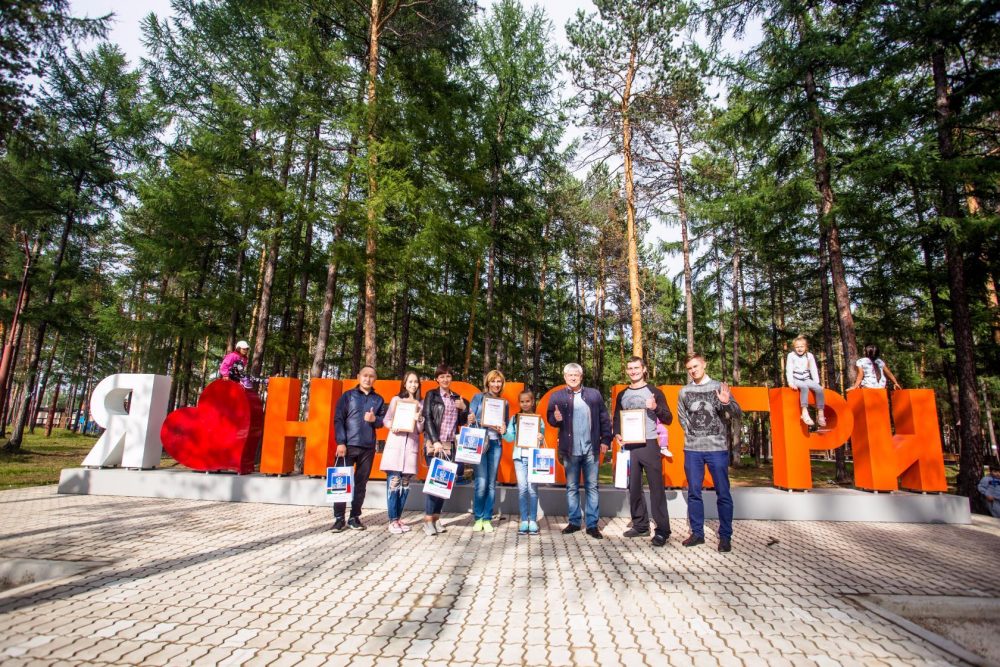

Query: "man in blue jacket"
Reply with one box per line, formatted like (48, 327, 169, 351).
(546, 363, 612, 539)
(332, 365, 387, 532)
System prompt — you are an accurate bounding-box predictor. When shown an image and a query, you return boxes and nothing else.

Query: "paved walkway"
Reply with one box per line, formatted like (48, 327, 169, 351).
(1, 486, 999, 666)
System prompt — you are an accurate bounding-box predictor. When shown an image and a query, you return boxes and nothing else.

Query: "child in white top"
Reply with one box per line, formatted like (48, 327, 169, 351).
(849, 344, 902, 390)
(785, 335, 826, 427)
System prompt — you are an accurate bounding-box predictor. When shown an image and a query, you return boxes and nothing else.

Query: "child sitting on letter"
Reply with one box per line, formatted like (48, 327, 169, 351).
(785, 335, 826, 428)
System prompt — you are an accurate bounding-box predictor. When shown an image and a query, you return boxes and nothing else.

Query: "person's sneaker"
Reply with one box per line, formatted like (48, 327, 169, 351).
(801, 409, 814, 426)
(434, 520, 447, 534)
(482, 521, 494, 533)
(347, 517, 365, 531)
(423, 522, 436, 536)
(389, 521, 403, 534)
(492, 511, 502, 521)
(817, 412, 827, 428)
(518, 521, 529, 535)
(586, 527, 603, 540)
(332, 518, 347, 532)
(660, 447, 673, 458)
(651, 533, 668, 547)
(472, 519, 484, 532)
(399, 521, 411, 532)
(528, 521, 539, 534)
(623, 527, 650, 538)
(718, 538, 732, 553)
(682, 534, 705, 547)
(562, 523, 581, 535)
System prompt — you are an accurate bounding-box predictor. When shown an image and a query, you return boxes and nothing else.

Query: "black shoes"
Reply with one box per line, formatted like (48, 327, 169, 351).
(586, 527, 603, 540)
(332, 518, 347, 532)
(651, 533, 669, 547)
(623, 528, 650, 538)
(562, 523, 581, 534)
(682, 534, 704, 547)
(347, 517, 365, 531)
(718, 538, 732, 552)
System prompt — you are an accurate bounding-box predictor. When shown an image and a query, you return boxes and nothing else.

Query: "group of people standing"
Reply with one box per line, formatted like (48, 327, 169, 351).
(324, 352, 743, 553)
(219, 335, 905, 551)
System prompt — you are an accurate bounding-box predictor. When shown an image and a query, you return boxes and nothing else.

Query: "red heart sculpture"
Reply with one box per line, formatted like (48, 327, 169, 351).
(160, 379, 264, 474)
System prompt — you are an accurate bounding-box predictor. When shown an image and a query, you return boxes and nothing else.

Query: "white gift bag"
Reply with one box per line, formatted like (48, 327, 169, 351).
(614, 449, 630, 489)
(326, 465, 354, 503)
(455, 426, 487, 464)
(424, 456, 459, 499)
(527, 447, 556, 484)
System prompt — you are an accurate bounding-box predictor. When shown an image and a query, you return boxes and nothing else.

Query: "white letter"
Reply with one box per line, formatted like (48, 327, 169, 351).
(82, 374, 172, 469)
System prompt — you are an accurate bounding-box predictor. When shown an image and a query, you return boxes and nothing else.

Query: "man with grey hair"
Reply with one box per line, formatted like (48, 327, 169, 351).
(546, 363, 612, 539)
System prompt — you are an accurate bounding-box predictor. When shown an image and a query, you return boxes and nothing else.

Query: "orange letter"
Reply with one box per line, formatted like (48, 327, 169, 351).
(770, 387, 853, 490)
(260, 378, 342, 476)
(849, 388, 947, 492)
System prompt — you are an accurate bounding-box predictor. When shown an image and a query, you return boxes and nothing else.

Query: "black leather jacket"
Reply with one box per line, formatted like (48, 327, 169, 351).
(423, 387, 469, 444)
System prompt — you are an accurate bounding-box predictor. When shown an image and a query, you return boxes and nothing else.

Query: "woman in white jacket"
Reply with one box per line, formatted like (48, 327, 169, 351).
(785, 336, 826, 428)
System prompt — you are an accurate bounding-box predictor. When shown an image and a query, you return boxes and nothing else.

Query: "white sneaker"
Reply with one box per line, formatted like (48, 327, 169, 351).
(389, 521, 403, 534)
(801, 409, 814, 426)
(434, 520, 447, 534)
(423, 522, 436, 536)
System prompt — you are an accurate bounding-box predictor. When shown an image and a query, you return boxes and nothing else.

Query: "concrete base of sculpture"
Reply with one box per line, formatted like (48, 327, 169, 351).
(57, 467, 971, 524)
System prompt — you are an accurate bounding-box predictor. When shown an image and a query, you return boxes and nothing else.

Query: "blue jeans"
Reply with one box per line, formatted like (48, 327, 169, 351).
(684, 450, 733, 539)
(385, 471, 410, 521)
(473, 439, 502, 520)
(513, 457, 538, 522)
(564, 450, 599, 529)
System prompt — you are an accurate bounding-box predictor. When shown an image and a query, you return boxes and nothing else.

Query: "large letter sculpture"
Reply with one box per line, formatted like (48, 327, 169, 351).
(82, 374, 172, 469)
(849, 388, 947, 492)
(770, 387, 854, 490)
(260, 378, 342, 476)
(159, 379, 264, 474)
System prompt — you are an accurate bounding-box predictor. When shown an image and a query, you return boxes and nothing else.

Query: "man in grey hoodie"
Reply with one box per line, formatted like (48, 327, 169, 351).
(677, 353, 742, 552)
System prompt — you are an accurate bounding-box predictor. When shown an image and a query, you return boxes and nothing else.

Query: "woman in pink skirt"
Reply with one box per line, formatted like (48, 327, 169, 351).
(381, 371, 424, 533)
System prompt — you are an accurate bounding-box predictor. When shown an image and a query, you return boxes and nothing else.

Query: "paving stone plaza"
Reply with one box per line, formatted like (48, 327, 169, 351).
(2, 485, 999, 666)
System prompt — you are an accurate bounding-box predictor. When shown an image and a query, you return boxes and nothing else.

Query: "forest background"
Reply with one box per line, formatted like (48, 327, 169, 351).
(0, 0, 997, 507)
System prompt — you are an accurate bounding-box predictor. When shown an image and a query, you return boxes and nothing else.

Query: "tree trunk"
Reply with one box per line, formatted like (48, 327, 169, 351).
(396, 286, 411, 377)
(731, 230, 741, 385)
(482, 164, 501, 375)
(44, 376, 61, 437)
(362, 0, 383, 371)
(803, 63, 859, 383)
(463, 258, 481, 378)
(820, 232, 849, 481)
(532, 216, 549, 392)
(291, 125, 321, 378)
(677, 154, 694, 358)
(250, 127, 296, 377)
(932, 47, 985, 505)
(351, 277, 366, 377)
(621, 39, 643, 358)
(30, 331, 60, 434)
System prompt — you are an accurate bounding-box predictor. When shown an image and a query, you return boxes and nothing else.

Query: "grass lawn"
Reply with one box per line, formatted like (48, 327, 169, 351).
(1, 432, 960, 494)
(0, 430, 100, 490)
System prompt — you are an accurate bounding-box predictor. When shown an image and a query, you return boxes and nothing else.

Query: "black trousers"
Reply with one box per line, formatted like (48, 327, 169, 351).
(627, 440, 670, 535)
(334, 446, 375, 520)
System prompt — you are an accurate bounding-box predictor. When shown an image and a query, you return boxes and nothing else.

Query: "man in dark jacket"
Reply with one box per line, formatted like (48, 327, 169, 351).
(546, 362, 612, 539)
(613, 356, 673, 546)
(332, 365, 387, 532)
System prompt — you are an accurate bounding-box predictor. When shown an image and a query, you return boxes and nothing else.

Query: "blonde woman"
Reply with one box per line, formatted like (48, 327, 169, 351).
(468, 370, 509, 533)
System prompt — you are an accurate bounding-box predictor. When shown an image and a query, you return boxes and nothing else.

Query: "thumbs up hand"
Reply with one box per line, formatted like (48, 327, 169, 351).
(364, 408, 376, 423)
(553, 405, 563, 423)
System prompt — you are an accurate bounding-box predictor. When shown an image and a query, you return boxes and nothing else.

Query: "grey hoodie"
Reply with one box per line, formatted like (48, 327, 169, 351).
(677, 376, 743, 453)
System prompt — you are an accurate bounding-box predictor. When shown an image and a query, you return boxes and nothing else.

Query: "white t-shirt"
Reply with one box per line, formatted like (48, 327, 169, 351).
(856, 357, 887, 388)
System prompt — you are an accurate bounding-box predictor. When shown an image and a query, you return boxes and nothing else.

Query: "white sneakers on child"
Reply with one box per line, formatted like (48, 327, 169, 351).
(801, 408, 815, 426)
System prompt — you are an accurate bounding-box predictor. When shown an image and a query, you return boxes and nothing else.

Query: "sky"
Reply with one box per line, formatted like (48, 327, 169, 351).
(69, 0, 761, 280)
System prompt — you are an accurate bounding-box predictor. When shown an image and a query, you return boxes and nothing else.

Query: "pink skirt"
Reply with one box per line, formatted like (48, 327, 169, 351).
(380, 432, 419, 475)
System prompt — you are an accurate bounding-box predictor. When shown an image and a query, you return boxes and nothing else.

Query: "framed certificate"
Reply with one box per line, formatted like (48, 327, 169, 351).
(620, 409, 647, 444)
(391, 399, 419, 433)
(516, 414, 541, 449)
(481, 397, 506, 429)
